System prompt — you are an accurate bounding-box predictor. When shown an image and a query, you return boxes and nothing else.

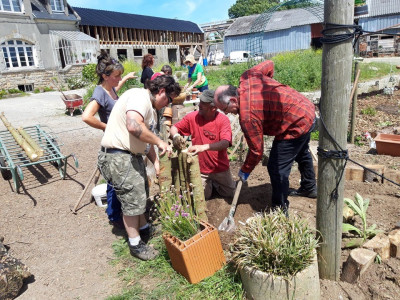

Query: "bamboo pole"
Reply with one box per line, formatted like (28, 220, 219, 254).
(0, 113, 38, 161)
(158, 152, 172, 193)
(17, 127, 44, 157)
(186, 153, 207, 222)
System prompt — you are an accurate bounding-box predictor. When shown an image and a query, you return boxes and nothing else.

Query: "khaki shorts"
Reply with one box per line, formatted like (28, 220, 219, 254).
(98, 151, 148, 216)
(201, 169, 236, 200)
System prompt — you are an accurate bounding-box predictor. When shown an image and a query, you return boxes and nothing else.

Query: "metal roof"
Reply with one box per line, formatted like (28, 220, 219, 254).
(225, 6, 324, 37)
(50, 30, 97, 41)
(73, 7, 203, 33)
(31, 0, 79, 21)
(358, 0, 400, 18)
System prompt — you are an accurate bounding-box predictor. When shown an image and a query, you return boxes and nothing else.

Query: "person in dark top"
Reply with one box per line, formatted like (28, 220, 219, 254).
(140, 54, 154, 88)
(82, 50, 136, 228)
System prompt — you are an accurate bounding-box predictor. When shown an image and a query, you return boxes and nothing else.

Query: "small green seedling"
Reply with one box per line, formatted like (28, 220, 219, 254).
(342, 193, 381, 247)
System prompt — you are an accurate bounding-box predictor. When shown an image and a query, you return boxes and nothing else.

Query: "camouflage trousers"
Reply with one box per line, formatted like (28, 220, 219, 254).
(98, 151, 149, 216)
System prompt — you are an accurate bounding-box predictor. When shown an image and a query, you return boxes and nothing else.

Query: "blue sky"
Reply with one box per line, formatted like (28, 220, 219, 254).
(68, 0, 237, 25)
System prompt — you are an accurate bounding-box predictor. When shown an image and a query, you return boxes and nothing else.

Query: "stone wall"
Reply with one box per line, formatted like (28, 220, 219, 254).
(0, 65, 84, 91)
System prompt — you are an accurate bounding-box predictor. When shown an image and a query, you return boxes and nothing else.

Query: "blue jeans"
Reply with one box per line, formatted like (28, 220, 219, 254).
(106, 182, 122, 222)
(267, 122, 316, 210)
(198, 85, 209, 92)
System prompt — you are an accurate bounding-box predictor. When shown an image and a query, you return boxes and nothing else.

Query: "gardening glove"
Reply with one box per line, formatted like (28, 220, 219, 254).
(172, 133, 186, 150)
(238, 170, 250, 182)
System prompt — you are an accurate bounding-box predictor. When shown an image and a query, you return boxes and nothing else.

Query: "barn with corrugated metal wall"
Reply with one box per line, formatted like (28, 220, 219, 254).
(223, 6, 324, 57)
(224, 0, 400, 57)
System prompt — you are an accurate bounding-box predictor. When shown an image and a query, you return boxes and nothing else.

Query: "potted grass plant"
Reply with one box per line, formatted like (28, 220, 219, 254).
(153, 185, 225, 284)
(231, 209, 320, 300)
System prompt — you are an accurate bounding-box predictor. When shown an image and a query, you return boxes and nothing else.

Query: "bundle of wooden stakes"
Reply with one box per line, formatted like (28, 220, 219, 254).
(158, 149, 208, 222)
(0, 112, 44, 162)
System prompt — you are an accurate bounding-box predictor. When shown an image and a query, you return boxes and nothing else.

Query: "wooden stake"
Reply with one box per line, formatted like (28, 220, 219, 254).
(187, 153, 207, 221)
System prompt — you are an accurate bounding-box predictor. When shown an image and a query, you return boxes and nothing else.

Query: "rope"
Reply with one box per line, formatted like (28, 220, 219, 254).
(320, 23, 400, 49)
(317, 106, 400, 202)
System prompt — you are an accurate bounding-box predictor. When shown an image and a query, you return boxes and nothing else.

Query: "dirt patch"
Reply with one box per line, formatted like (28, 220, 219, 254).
(1, 89, 400, 299)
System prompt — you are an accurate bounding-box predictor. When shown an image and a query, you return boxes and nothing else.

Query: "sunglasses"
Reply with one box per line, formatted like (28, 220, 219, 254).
(167, 95, 173, 104)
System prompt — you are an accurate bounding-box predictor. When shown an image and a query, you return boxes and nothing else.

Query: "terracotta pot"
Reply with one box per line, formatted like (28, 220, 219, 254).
(191, 93, 197, 100)
(374, 133, 400, 156)
(163, 221, 226, 284)
(163, 107, 172, 118)
(239, 252, 320, 300)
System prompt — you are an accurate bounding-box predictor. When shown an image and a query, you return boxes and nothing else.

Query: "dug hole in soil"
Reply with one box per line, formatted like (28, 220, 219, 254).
(1, 89, 400, 299)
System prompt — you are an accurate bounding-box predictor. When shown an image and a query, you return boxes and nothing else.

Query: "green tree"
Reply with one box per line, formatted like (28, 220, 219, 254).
(228, 0, 280, 18)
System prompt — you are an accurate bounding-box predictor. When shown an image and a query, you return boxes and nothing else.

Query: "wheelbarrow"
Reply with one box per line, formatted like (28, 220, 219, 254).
(61, 94, 83, 116)
(0, 124, 79, 193)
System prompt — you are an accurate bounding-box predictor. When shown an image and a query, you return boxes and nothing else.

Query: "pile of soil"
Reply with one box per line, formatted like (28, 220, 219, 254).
(0, 89, 399, 299)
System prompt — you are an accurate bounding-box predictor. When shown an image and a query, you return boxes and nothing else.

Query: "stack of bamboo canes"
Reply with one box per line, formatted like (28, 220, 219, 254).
(159, 149, 207, 222)
(0, 112, 44, 162)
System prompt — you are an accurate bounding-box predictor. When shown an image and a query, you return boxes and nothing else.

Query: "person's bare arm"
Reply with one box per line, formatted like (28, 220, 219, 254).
(188, 140, 229, 155)
(126, 110, 171, 155)
(82, 100, 106, 131)
(116, 72, 137, 92)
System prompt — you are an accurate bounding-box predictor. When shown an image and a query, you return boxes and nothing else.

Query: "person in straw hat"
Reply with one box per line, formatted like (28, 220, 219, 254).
(183, 54, 209, 92)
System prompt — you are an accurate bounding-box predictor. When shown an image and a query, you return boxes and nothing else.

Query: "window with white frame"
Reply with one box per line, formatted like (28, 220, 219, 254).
(50, 0, 64, 12)
(1, 40, 35, 69)
(0, 0, 22, 12)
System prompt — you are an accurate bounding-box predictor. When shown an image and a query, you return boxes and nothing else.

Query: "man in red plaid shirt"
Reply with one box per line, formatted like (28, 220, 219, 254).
(214, 60, 316, 213)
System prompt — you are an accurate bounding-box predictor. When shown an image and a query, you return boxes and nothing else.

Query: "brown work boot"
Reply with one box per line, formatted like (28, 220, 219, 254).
(129, 240, 159, 260)
(140, 224, 161, 244)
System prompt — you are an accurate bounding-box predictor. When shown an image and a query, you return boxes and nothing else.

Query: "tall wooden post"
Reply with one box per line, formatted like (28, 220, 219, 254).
(317, 0, 354, 280)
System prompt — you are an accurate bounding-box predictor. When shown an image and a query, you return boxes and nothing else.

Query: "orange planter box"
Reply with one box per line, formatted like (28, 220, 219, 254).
(163, 221, 226, 284)
(374, 133, 400, 157)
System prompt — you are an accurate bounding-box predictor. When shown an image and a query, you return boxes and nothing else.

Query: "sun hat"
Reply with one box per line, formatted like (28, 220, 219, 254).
(199, 89, 215, 103)
(184, 54, 196, 64)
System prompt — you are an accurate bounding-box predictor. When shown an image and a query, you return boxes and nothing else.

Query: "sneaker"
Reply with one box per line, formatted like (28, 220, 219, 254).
(289, 187, 317, 198)
(129, 240, 159, 260)
(140, 224, 161, 244)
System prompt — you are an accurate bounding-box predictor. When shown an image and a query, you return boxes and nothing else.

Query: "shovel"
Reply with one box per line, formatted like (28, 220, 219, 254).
(218, 180, 243, 232)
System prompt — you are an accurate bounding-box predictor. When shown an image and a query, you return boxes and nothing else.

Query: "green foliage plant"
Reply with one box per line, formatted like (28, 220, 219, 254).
(310, 130, 319, 141)
(82, 63, 97, 83)
(0, 89, 7, 99)
(228, 0, 280, 18)
(43, 86, 54, 92)
(153, 185, 201, 241)
(7, 88, 22, 94)
(342, 193, 381, 242)
(231, 209, 318, 278)
(361, 106, 377, 116)
(65, 76, 87, 90)
(272, 49, 322, 91)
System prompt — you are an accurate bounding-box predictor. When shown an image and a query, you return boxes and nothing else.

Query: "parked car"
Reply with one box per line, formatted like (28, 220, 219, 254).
(208, 51, 224, 65)
(229, 51, 264, 64)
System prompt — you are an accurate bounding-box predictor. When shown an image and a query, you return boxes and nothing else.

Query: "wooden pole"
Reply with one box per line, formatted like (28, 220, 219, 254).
(349, 62, 360, 144)
(317, 0, 354, 280)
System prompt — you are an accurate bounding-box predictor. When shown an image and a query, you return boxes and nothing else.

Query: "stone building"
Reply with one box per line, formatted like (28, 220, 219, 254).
(0, 0, 97, 91)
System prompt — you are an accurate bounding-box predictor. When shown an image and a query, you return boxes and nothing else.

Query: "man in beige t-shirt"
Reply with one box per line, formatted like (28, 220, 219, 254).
(98, 75, 181, 260)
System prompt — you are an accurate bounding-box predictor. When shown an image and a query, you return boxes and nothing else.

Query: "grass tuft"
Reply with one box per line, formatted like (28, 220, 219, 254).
(231, 209, 318, 279)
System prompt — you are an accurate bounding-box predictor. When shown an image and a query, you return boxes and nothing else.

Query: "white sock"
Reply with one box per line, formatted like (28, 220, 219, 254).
(129, 236, 141, 246)
(139, 223, 149, 231)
